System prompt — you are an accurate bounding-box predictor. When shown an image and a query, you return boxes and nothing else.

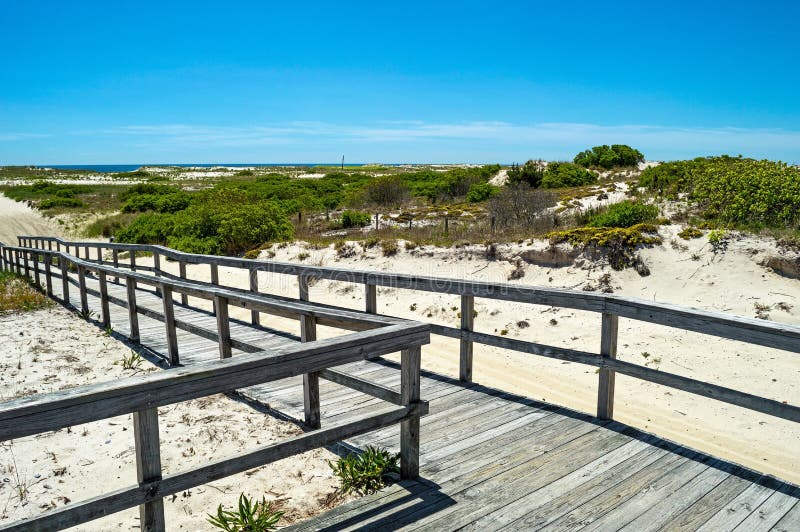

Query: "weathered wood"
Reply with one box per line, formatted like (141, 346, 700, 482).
(460, 294, 474, 382)
(32, 251, 41, 287)
(179, 261, 188, 305)
(298, 276, 321, 428)
(319, 368, 403, 404)
(43, 254, 53, 296)
(98, 271, 111, 329)
(153, 252, 161, 296)
(604, 357, 800, 423)
(126, 277, 140, 343)
(597, 312, 618, 420)
(249, 268, 260, 325)
(0, 323, 429, 439)
(303, 372, 321, 429)
(132, 408, 165, 532)
(130, 251, 136, 271)
(160, 284, 180, 366)
(60, 256, 70, 305)
(112, 249, 119, 283)
(77, 265, 89, 314)
(400, 345, 421, 479)
(365, 283, 377, 313)
(2, 404, 425, 532)
(210, 263, 219, 315)
(214, 295, 232, 359)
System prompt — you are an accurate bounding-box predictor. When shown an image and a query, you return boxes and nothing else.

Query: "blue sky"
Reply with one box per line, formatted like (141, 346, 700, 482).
(1, 0, 799, 164)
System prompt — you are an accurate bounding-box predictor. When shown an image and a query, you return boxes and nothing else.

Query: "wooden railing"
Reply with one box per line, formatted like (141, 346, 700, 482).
(9, 235, 800, 427)
(0, 240, 430, 531)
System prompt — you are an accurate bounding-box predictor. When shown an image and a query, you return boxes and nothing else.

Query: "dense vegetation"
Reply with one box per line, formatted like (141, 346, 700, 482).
(587, 200, 659, 228)
(116, 188, 294, 254)
(573, 145, 644, 169)
(508, 160, 596, 188)
(640, 156, 800, 229)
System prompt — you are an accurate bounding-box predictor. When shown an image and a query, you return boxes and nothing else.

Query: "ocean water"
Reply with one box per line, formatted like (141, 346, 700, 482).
(49, 163, 375, 173)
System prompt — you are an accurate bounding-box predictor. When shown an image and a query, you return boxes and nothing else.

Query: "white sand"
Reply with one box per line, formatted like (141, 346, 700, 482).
(0, 194, 63, 246)
(0, 307, 349, 529)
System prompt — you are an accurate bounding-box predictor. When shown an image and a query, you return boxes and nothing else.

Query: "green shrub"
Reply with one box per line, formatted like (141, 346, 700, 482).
(639, 156, 800, 229)
(84, 213, 139, 237)
(207, 493, 283, 531)
(466, 182, 499, 203)
(115, 212, 174, 245)
(573, 145, 644, 169)
(39, 197, 84, 209)
(340, 210, 372, 228)
(541, 162, 597, 188)
(507, 160, 544, 188)
(328, 446, 400, 495)
(588, 201, 658, 228)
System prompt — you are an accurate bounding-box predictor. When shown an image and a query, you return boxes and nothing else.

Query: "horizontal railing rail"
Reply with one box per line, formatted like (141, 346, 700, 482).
(7, 237, 800, 426)
(0, 239, 430, 531)
(0, 325, 428, 531)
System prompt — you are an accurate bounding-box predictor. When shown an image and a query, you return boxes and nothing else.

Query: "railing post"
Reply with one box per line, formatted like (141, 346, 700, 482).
(460, 294, 474, 382)
(44, 254, 53, 297)
(130, 251, 136, 272)
(112, 249, 120, 283)
(365, 283, 377, 314)
(23, 249, 31, 279)
(214, 295, 232, 359)
(299, 275, 320, 429)
(597, 312, 619, 420)
(210, 263, 219, 315)
(249, 269, 260, 325)
(32, 251, 41, 287)
(179, 261, 188, 305)
(161, 285, 180, 366)
(153, 252, 161, 296)
(99, 271, 111, 329)
(77, 265, 89, 315)
(84, 245, 90, 261)
(60, 256, 70, 306)
(96, 247, 102, 264)
(127, 277, 140, 343)
(400, 345, 421, 479)
(47, 239, 52, 251)
(133, 407, 166, 532)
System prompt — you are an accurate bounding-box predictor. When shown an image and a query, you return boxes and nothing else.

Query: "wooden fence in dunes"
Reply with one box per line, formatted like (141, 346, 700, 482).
(8, 236, 800, 424)
(0, 239, 430, 531)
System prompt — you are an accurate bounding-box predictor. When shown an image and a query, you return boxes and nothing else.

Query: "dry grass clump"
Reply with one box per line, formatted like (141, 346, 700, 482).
(0, 271, 52, 314)
(380, 239, 399, 257)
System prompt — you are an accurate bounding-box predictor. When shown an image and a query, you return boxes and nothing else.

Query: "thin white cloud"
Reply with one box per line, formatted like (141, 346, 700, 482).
(0, 132, 51, 141)
(69, 121, 800, 161)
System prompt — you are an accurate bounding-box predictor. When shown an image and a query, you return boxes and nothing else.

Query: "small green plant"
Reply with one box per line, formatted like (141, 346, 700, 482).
(328, 445, 400, 495)
(708, 229, 729, 254)
(296, 251, 310, 261)
(78, 308, 96, 321)
(104, 325, 114, 336)
(120, 350, 143, 370)
(409, 303, 418, 311)
(207, 493, 283, 532)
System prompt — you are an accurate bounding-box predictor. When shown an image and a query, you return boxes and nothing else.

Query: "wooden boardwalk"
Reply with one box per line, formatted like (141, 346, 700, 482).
(34, 265, 800, 530)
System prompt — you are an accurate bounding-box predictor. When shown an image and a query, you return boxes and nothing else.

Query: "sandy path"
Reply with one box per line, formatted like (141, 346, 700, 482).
(0, 194, 63, 246)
